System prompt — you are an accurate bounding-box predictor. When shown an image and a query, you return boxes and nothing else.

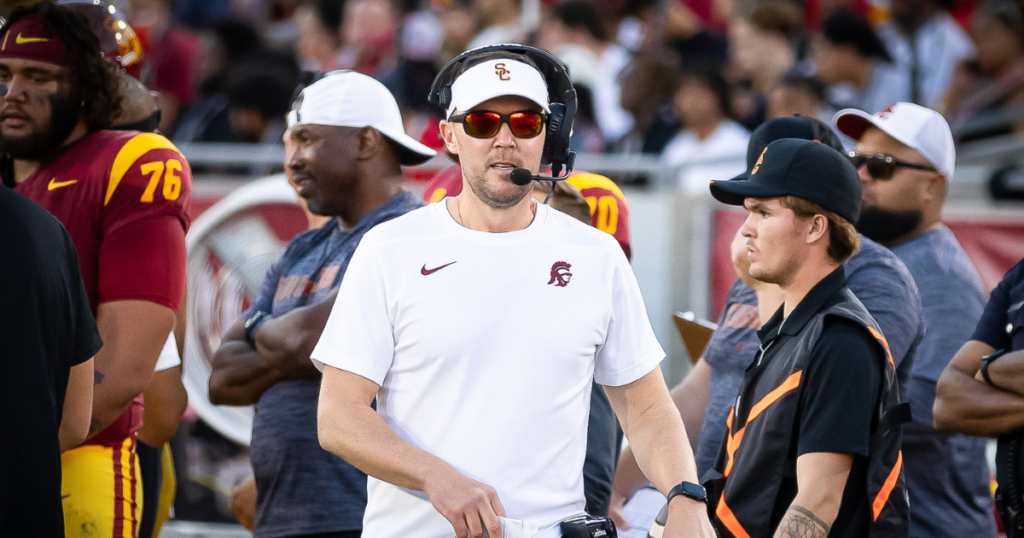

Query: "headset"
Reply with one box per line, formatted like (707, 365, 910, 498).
(428, 44, 577, 185)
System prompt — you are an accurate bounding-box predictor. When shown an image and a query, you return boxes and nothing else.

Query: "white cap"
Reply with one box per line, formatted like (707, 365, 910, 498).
(290, 71, 436, 165)
(448, 58, 550, 118)
(833, 102, 955, 179)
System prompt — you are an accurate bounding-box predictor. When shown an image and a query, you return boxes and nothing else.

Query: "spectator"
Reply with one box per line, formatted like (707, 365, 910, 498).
(623, 0, 728, 67)
(728, 1, 804, 127)
(946, 0, 1024, 142)
(0, 187, 100, 538)
(129, 0, 201, 134)
(225, 64, 299, 144)
(613, 51, 682, 156)
(384, 11, 445, 114)
(208, 72, 434, 538)
(541, 0, 634, 143)
(467, 0, 522, 49)
(766, 73, 828, 120)
(877, 0, 975, 108)
(295, 0, 345, 72)
(934, 256, 1024, 535)
(341, 0, 399, 78)
(437, 0, 476, 63)
(173, 20, 265, 144)
(661, 67, 749, 193)
(814, 10, 909, 117)
(835, 102, 996, 538)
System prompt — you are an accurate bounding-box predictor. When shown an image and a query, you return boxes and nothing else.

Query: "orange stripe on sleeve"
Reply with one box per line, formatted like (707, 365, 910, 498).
(873, 450, 903, 520)
(866, 326, 896, 369)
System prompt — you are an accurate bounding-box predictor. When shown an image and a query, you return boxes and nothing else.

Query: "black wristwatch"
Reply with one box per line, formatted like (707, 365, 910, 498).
(981, 349, 1008, 389)
(243, 310, 271, 348)
(667, 481, 707, 504)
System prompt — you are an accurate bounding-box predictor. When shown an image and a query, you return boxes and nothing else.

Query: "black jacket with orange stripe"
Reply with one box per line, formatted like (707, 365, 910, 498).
(705, 284, 910, 538)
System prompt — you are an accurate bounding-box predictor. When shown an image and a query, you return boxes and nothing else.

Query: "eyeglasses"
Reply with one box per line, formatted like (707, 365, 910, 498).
(847, 151, 936, 180)
(448, 111, 546, 139)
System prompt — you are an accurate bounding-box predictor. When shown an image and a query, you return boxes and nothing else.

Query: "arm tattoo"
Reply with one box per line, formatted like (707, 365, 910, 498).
(775, 506, 830, 538)
(94, 370, 105, 385)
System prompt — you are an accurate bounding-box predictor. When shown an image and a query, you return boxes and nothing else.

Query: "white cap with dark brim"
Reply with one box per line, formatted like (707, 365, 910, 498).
(447, 58, 550, 119)
(833, 102, 955, 179)
(290, 71, 437, 165)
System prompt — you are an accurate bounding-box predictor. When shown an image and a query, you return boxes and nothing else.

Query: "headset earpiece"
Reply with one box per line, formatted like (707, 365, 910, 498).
(428, 44, 577, 178)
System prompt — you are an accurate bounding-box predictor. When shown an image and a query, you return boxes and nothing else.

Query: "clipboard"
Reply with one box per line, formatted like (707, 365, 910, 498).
(673, 311, 717, 364)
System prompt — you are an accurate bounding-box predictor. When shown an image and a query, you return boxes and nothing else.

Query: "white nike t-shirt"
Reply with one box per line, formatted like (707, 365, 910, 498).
(312, 201, 665, 538)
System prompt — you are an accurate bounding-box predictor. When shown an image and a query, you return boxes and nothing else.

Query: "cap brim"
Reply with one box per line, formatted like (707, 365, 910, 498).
(709, 179, 790, 206)
(832, 108, 877, 141)
(381, 130, 438, 165)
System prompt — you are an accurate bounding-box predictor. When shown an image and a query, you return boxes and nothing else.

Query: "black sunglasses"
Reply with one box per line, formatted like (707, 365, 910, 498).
(847, 151, 937, 180)
(448, 111, 547, 139)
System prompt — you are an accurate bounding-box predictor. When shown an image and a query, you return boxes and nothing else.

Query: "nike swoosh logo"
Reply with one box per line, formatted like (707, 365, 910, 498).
(16, 33, 49, 44)
(421, 262, 456, 275)
(48, 178, 77, 190)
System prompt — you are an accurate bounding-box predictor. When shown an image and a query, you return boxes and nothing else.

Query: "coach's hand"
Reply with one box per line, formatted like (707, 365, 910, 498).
(424, 464, 506, 538)
(664, 496, 715, 538)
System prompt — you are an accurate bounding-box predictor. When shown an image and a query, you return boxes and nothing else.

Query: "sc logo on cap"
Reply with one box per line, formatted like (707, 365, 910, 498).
(751, 147, 768, 175)
(495, 63, 510, 81)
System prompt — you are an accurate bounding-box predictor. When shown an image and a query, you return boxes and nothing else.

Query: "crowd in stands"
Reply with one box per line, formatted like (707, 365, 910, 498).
(101, 0, 1024, 185)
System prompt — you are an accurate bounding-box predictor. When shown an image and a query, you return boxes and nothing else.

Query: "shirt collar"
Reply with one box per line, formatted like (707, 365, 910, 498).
(756, 266, 849, 343)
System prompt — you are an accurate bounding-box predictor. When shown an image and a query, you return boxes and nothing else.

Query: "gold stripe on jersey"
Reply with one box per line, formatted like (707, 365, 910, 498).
(566, 173, 627, 202)
(105, 133, 183, 206)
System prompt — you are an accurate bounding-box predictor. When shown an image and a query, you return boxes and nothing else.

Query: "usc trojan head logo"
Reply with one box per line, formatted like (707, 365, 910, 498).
(495, 63, 510, 81)
(751, 147, 768, 175)
(548, 261, 572, 287)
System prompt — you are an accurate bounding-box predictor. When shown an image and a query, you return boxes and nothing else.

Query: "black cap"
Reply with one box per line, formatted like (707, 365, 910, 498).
(710, 138, 862, 224)
(731, 115, 845, 181)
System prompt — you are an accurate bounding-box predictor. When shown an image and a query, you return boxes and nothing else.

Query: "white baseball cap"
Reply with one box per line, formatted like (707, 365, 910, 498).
(833, 102, 955, 179)
(447, 58, 550, 119)
(290, 71, 436, 165)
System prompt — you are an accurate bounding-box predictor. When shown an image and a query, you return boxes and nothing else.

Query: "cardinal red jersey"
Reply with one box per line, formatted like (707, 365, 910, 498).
(9, 129, 192, 447)
(422, 165, 631, 260)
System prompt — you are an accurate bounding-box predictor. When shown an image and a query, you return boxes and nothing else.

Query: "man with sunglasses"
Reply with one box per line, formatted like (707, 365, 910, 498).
(314, 50, 714, 538)
(834, 102, 995, 538)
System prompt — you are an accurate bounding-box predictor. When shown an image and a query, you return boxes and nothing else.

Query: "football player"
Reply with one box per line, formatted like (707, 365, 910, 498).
(0, 4, 191, 537)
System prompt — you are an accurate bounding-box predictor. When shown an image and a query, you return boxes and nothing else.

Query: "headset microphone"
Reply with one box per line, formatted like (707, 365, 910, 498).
(0, 84, 7, 97)
(510, 152, 578, 186)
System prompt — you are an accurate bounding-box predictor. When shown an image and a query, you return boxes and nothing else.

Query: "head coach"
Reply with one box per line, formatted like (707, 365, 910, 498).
(312, 45, 714, 538)
(705, 139, 908, 537)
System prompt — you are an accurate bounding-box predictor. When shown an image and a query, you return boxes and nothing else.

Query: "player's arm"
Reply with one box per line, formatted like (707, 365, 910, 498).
(60, 358, 95, 452)
(934, 341, 1024, 436)
(138, 365, 187, 447)
(318, 367, 507, 538)
(773, 453, 853, 538)
(208, 293, 333, 406)
(91, 301, 175, 436)
(608, 359, 711, 528)
(604, 368, 715, 538)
